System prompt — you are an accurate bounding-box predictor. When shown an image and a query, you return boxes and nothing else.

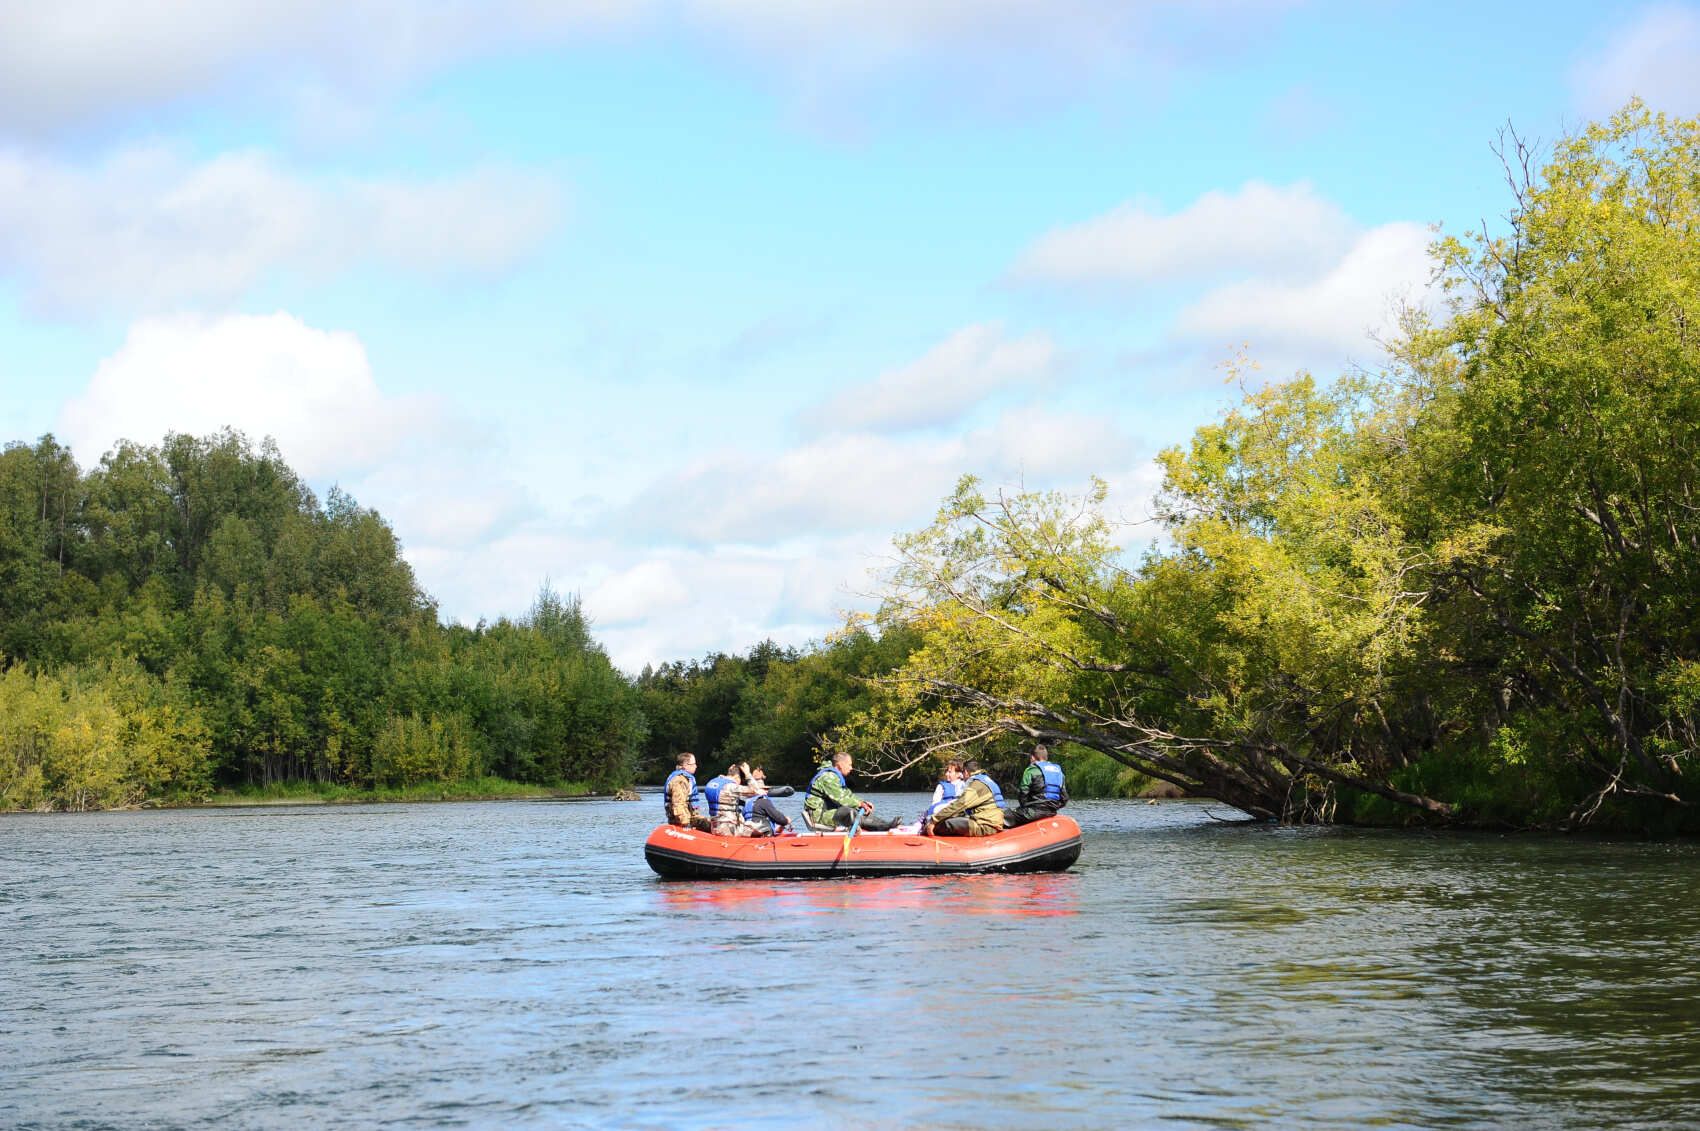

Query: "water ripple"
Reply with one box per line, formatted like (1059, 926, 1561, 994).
(4, 797, 1698, 1128)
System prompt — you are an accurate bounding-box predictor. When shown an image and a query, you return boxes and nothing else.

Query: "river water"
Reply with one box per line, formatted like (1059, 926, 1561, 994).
(4, 795, 1698, 1129)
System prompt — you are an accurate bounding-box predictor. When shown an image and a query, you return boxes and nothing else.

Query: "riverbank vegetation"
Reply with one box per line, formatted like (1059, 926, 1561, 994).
(201, 777, 591, 806)
(0, 430, 645, 809)
(840, 105, 1700, 833)
(5, 106, 1696, 832)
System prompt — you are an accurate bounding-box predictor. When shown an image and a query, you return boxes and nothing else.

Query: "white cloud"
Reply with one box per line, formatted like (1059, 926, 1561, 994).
(587, 559, 692, 626)
(0, 1, 1304, 140)
(596, 540, 877, 663)
(56, 312, 443, 479)
(351, 463, 538, 552)
(411, 524, 886, 671)
(55, 309, 552, 636)
(621, 405, 1137, 547)
(0, 1, 649, 136)
(1015, 179, 1438, 368)
(1011, 180, 1354, 287)
(1572, 4, 1700, 116)
(627, 431, 955, 545)
(804, 323, 1060, 434)
(685, 1, 1301, 103)
(584, 425, 1162, 670)
(1174, 221, 1436, 358)
(413, 442, 1168, 672)
(0, 145, 562, 316)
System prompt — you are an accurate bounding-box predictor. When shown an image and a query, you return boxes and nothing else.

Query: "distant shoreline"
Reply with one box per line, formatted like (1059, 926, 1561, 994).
(1, 781, 607, 815)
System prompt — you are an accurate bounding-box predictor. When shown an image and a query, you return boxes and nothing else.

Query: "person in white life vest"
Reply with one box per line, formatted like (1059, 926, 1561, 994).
(923, 758, 1004, 837)
(923, 760, 966, 823)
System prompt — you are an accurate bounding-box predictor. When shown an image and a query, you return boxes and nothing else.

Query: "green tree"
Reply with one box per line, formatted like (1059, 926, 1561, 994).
(1391, 103, 1700, 827)
(847, 104, 1700, 832)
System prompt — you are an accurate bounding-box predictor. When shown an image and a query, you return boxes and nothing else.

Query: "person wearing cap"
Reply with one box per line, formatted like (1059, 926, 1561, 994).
(923, 759, 1004, 837)
(663, 752, 712, 831)
(1003, 743, 1069, 828)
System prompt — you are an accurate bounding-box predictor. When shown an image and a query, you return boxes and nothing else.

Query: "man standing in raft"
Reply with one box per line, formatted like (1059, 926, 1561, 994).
(923, 759, 1005, 837)
(803, 751, 898, 832)
(1003, 743, 1069, 828)
(664, 752, 713, 831)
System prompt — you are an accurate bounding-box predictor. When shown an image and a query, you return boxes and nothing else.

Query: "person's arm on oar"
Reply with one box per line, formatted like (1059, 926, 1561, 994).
(812, 767, 871, 814)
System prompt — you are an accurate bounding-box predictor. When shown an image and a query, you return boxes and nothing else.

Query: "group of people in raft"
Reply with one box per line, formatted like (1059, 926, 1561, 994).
(662, 745, 1069, 838)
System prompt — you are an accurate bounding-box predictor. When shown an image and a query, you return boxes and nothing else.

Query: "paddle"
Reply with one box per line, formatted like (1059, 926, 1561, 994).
(841, 806, 863, 855)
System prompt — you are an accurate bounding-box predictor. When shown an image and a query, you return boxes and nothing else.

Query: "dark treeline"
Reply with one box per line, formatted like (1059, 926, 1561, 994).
(633, 629, 921, 789)
(0, 431, 648, 808)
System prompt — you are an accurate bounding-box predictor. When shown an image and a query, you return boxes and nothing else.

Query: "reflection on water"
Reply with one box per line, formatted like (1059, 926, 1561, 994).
(657, 872, 1080, 918)
(4, 796, 1698, 1129)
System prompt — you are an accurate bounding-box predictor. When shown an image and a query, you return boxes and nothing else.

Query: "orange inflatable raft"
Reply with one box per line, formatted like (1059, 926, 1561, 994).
(644, 815, 1083, 879)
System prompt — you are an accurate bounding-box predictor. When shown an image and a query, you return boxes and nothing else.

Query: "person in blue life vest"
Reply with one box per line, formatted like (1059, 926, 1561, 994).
(923, 760, 966, 823)
(802, 750, 898, 832)
(707, 762, 767, 837)
(701, 763, 739, 827)
(663, 752, 712, 831)
(923, 758, 1004, 837)
(743, 765, 793, 834)
(967, 762, 1005, 808)
(1002, 743, 1069, 828)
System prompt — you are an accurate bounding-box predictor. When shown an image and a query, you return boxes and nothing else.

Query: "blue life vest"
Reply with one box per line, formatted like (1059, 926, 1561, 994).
(1035, 759, 1065, 803)
(703, 774, 735, 818)
(924, 778, 962, 819)
(971, 772, 1005, 805)
(663, 769, 704, 818)
(807, 765, 847, 811)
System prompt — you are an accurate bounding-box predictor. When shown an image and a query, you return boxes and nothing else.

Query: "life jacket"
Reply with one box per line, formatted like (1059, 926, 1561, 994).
(924, 778, 962, 819)
(807, 765, 847, 812)
(1034, 759, 1065, 803)
(663, 769, 704, 819)
(970, 772, 1005, 806)
(703, 774, 735, 818)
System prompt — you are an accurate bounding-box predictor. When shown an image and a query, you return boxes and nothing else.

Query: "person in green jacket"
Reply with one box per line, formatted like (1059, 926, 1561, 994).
(802, 751, 897, 831)
(1004, 743, 1070, 828)
(923, 759, 1005, 837)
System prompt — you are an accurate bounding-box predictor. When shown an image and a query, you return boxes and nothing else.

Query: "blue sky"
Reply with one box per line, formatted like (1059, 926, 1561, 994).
(3, 0, 1695, 669)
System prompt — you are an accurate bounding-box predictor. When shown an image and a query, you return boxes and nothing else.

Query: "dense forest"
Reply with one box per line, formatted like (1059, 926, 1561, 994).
(5, 106, 1698, 831)
(0, 430, 642, 807)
